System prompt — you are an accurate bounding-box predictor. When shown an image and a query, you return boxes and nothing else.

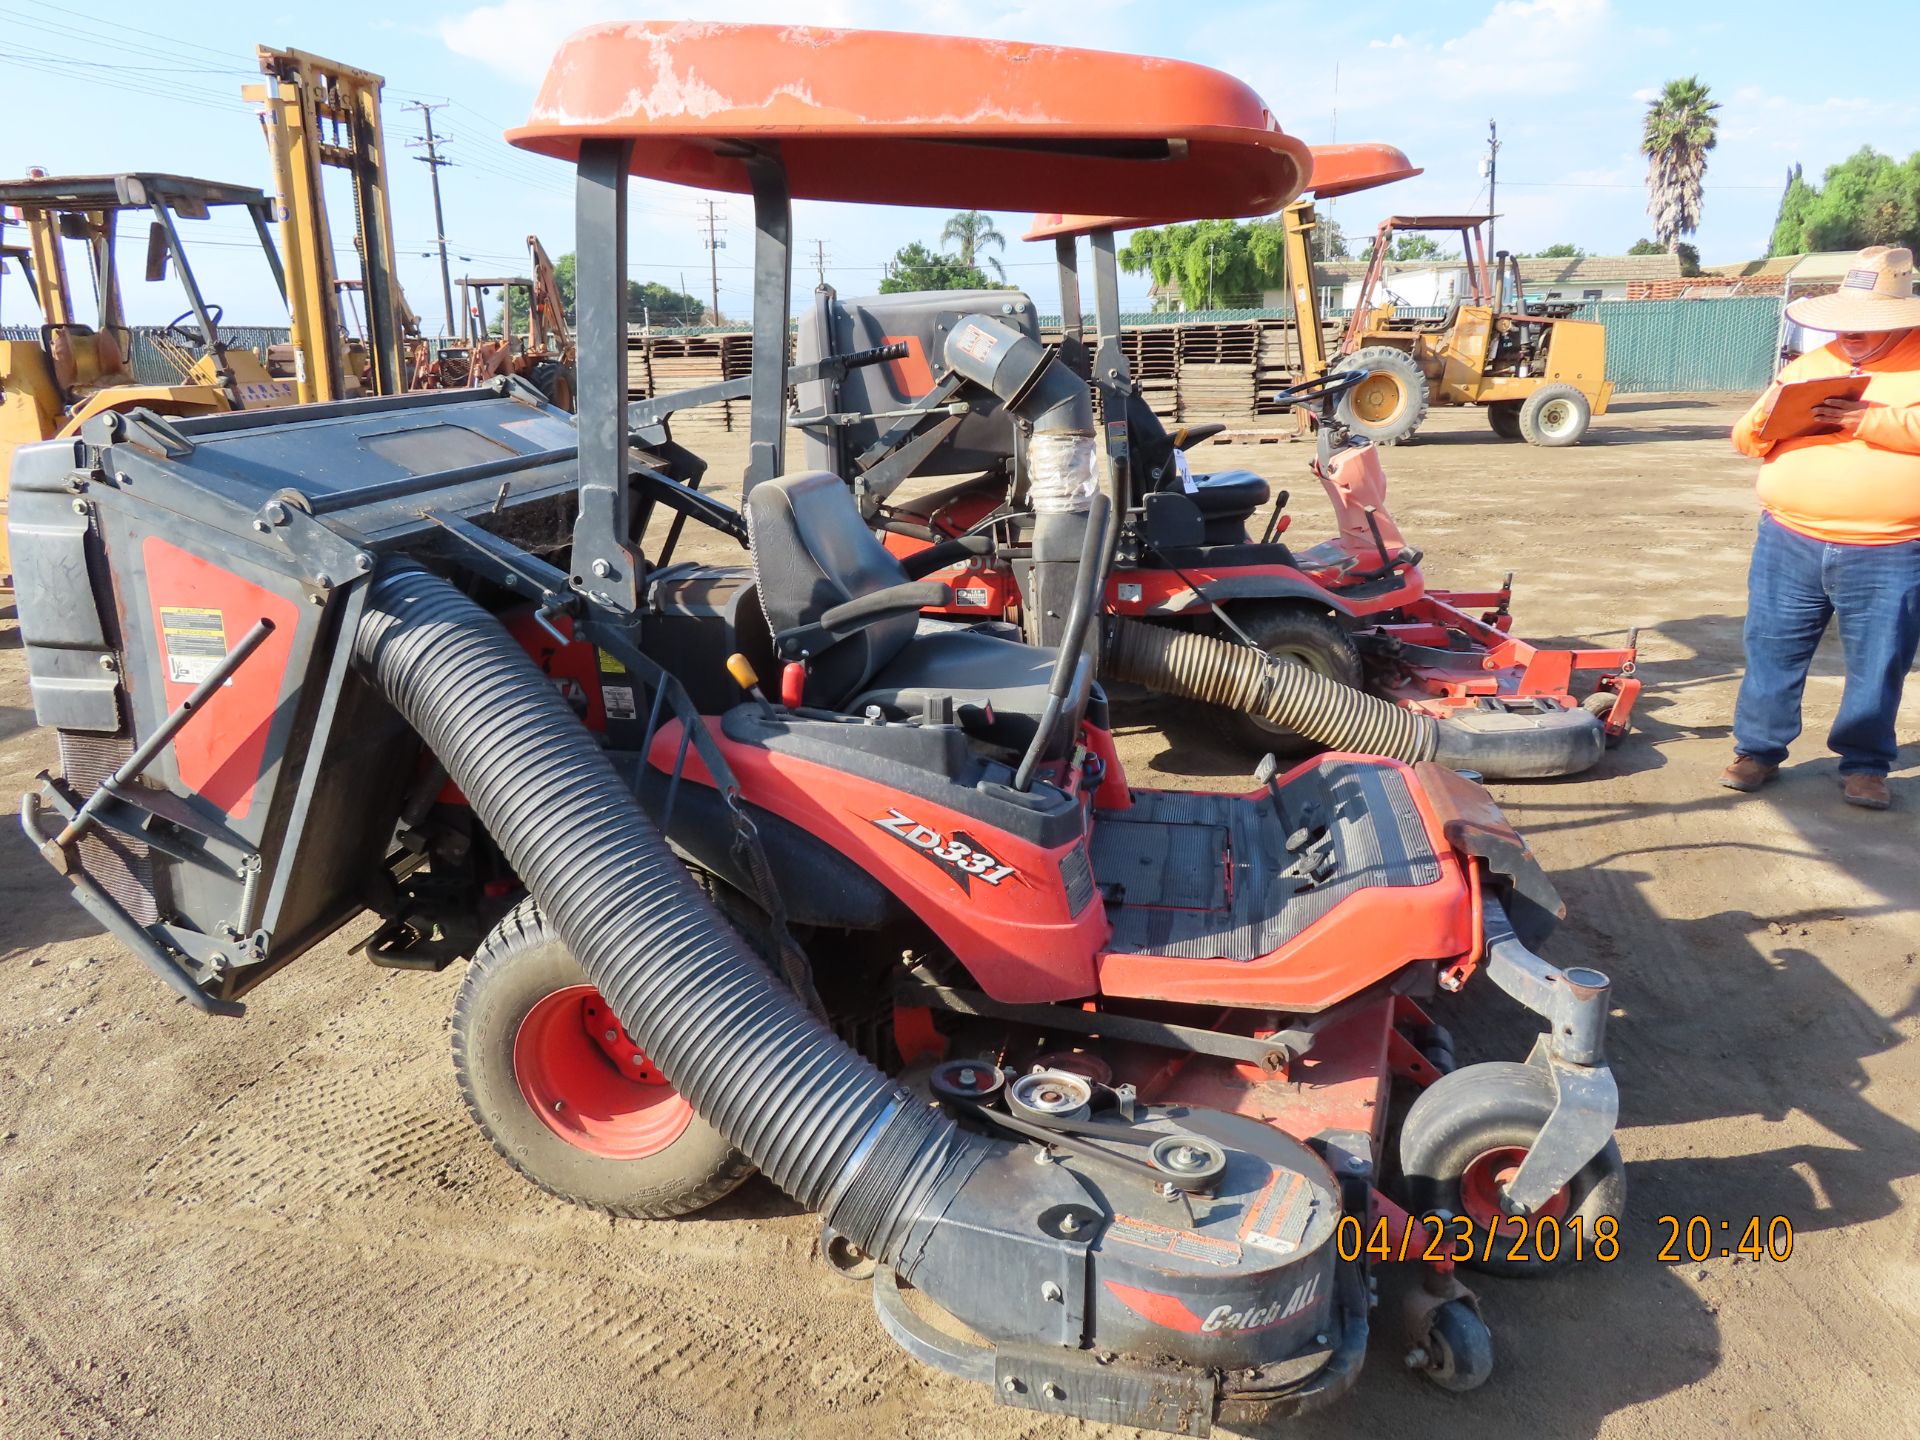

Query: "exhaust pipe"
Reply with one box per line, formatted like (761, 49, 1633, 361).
(943, 315, 1097, 651)
(353, 562, 1359, 1431)
(1104, 615, 1605, 779)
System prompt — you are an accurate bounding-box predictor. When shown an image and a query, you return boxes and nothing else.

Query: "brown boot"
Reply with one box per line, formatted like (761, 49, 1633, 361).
(1841, 773, 1891, 810)
(1719, 756, 1780, 792)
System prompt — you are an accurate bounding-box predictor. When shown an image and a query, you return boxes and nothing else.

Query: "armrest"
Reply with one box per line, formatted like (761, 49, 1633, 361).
(819, 580, 952, 634)
(773, 580, 952, 661)
(1174, 422, 1227, 450)
(900, 534, 995, 579)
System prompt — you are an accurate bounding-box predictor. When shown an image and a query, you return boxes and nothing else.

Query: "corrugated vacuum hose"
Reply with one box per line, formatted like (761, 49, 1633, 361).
(352, 562, 990, 1260)
(1104, 615, 1439, 761)
(1102, 615, 1606, 778)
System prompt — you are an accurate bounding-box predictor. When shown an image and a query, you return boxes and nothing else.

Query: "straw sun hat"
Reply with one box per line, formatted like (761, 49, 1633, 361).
(1785, 245, 1920, 333)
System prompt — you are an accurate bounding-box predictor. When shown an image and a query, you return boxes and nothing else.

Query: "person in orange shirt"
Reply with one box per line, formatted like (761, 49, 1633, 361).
(1724, 245, 1920, 809)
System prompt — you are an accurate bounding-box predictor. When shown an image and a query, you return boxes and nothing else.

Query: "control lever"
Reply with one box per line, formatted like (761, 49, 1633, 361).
(727, 654, 777, 717)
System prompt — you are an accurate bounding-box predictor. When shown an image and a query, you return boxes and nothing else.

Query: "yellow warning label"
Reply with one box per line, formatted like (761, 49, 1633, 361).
(597, 648, 627, 675)
(159, 606, 228, 684)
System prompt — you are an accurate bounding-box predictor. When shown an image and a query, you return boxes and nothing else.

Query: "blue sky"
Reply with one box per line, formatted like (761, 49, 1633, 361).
(4, 0, 1917, 328)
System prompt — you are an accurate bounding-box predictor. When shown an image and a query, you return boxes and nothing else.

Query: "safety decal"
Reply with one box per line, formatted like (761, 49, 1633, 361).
(872, 808, 1018, 892)
(158, 606, 229, 684)
(601, 685, 638, 721)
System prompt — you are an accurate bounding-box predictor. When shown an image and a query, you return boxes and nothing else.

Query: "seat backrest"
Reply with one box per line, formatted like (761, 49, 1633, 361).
(44, 324, 136, 399)
(746, 471, 919, 707)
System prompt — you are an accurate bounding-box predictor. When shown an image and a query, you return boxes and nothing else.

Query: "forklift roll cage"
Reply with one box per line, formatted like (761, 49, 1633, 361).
(0, 173, 289, 392)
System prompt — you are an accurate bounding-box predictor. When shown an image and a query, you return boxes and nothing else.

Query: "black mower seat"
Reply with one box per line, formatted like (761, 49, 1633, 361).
(747, 471, 1085, 752)
(1187, 469, 1270, 522)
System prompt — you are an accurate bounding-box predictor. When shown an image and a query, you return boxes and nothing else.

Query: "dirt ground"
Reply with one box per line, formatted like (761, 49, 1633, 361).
(3, 395, 1918, 1440)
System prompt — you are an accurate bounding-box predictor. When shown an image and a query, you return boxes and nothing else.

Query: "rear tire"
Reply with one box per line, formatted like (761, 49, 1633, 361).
(1487, 402, 1523, 441)
(1398, 1060, 1625, 1277)
(1220, 604, 1365, 756)
(1518, 384, 1591, 447)
(1333, 347, 1429, 446)
(453, 899, 755, 1219)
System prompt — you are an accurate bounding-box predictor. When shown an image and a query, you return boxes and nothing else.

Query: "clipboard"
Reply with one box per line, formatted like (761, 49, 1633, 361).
(1755, 374, 1869, 442)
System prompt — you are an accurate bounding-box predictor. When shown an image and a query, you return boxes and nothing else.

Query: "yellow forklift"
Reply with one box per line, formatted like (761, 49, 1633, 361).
(0, 171, 297, 591)
(1316, 214, 1611, 446)
(245, 45, 419, 404)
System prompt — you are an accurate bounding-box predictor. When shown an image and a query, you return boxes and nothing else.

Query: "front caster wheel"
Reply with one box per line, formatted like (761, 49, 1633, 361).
(453, 898, 755, 1218)
(1412, 1300, 1493, 1393)
(1584, 689, 1629, 747)
(1398, 1061, 1625, 1277)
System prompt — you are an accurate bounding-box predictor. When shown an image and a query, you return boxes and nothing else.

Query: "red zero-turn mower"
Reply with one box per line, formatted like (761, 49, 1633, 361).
(8, 23, 1622, 1435)
(792, 167, 1639, 779)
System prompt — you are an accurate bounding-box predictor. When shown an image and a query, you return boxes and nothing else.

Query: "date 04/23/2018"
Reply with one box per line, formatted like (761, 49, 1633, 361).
(1336, 1213, 1795, 1266)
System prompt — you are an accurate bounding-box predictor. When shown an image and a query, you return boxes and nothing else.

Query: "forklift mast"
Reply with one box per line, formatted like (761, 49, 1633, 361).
(245, 46, 413, 403)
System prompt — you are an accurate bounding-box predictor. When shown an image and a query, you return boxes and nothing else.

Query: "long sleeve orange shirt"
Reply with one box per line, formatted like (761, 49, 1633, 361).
(1730, 328, 1920, 544)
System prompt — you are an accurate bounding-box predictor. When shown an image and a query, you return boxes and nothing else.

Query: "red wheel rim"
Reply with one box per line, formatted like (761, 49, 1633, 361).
(1458, 1145, 1571, 1226)
(513, 985, 692, 1159)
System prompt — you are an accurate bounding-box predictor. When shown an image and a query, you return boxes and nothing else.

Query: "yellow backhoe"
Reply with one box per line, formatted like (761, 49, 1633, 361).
(1310, 214, 1611, 446)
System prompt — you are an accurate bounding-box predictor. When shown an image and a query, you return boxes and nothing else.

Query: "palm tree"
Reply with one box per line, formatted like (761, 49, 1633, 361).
(940, 210, 1007, 281)
(1642, 76, 1720, 254)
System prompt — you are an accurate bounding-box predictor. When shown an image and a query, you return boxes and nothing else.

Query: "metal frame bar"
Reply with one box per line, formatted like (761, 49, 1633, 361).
(743, 151, 793, 496)
(569, 136, 640, 613)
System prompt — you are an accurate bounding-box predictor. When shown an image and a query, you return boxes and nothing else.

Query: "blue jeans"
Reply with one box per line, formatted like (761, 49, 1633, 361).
(1733, 514, 1920, 775)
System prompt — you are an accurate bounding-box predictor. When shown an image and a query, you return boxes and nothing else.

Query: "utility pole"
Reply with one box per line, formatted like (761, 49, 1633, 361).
(403, 101, 456, 336)
(1484, 119, 1501, 301)
(1325, 61, 1340, 263)
(699, 199, 725, 324)
(810, 239, 828, 287)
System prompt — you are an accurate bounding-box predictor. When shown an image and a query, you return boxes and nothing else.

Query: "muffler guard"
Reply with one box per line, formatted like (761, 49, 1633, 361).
(877, 1108, 1361, 1435)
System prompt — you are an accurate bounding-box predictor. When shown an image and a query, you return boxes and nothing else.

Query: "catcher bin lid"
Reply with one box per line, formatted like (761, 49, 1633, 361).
(507, 21, 1310, 216)
(1022, 142, 1421, 241)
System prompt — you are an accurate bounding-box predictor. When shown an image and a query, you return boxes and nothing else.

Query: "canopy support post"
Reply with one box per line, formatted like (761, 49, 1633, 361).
(571, 136, 641, 615)
(743, 150, 792, 499)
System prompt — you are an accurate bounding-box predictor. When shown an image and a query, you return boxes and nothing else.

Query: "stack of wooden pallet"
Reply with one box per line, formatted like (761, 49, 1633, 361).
(1122, 326, 1179, 419)
(1253, 319, 1306, 421)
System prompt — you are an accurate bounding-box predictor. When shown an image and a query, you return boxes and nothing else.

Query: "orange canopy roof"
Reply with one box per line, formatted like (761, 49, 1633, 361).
(507, 22, 1309, 216)
(1023, 141, 1420, 241)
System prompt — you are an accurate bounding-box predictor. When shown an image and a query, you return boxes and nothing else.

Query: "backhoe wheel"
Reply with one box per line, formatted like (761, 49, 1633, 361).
(1220, 603, 1365, 756)
(1583, 689, 1629, 747)
(1487, 401, 1523, 441)
(453, 899, 755, 1219)
(1518, 384, 1592, 447)
(1334, 347, 1429, 446)
(1398, 1061, 1625, 1278)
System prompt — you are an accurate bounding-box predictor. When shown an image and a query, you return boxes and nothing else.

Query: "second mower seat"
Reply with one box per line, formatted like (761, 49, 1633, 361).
(747, 471, 1086, 753)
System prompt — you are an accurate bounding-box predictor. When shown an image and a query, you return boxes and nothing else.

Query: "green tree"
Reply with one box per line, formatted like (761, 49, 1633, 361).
(1642, 75, 1720, 253)
(1358, 233, 1457, 263)
(1316, 215, 1351, 260)
(1119, 219, 1287, 310)
(1626, 237, 1666, 255)
(880, 242, 996, 293)
(542, 254, 705, 325)
(1525, 242, 1588, 259)
(939, 211, 1008, 281)
(1767, 149, 1920, 256)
